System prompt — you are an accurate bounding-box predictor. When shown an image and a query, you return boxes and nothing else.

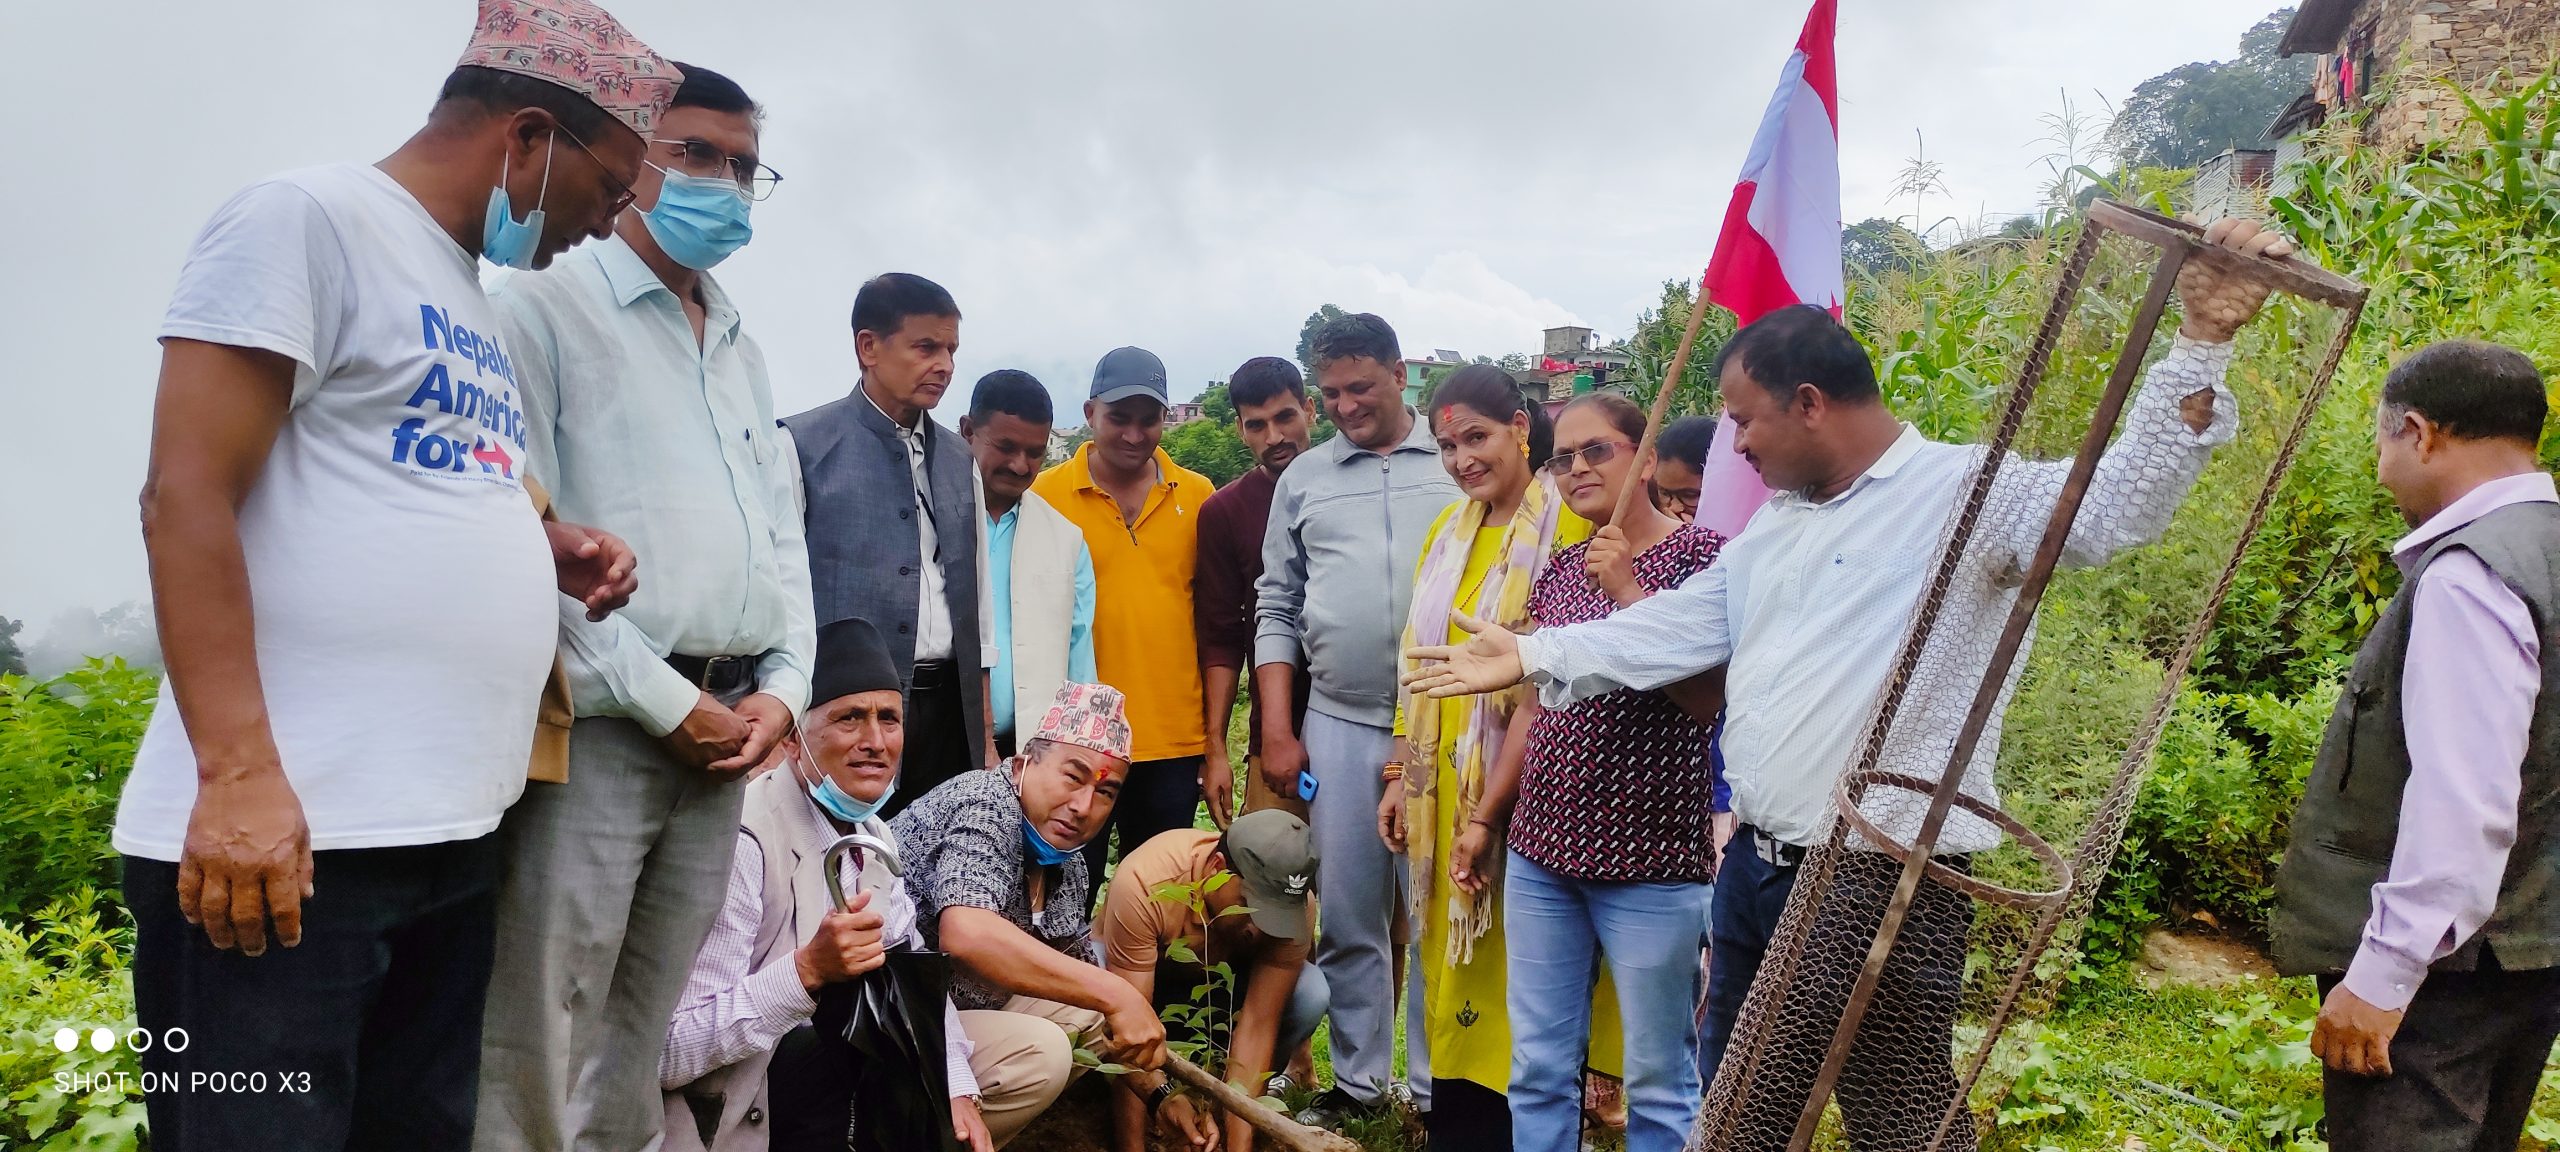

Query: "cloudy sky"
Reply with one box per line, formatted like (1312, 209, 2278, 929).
(0, 0, 2279, 633)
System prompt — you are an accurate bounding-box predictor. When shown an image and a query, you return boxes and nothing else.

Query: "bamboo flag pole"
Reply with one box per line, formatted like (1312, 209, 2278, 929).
(1608, 277, 1720, 527)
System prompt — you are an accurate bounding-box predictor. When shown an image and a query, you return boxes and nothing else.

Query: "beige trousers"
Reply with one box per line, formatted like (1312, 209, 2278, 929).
(1240, 753, 1310, 820)
(961, 995, 1106, 1147)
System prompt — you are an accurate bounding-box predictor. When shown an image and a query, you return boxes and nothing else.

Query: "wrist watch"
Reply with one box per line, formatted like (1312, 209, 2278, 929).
(1145, 1079, 1175, 1117)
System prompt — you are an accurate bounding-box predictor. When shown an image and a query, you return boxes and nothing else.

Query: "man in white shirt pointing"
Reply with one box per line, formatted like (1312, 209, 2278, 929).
(1404, 218, 2296, 1152)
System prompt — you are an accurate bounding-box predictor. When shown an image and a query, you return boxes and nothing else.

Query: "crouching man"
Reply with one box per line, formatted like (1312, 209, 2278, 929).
(657, 619, 1024, 1151)
(893, 682, 1174, 1143)
(1101, 815, 1329, 1152)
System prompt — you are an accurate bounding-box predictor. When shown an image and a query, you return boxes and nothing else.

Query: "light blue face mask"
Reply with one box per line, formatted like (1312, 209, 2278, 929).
(642, 166, 753, 270)
(1022, 817, 1080, 867)
(482, 135, 555, 270)
(807, 770, 891, 825)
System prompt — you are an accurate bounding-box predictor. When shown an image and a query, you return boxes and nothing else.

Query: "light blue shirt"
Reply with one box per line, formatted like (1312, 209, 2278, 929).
(986, 501, 1096, 738)
(495, 234, 816, 735)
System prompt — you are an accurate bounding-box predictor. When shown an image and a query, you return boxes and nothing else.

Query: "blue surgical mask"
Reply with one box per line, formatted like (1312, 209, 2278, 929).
(1022, 816, 1080, 867)
(642, 167, 753, 269)
(482, 135, 555, 270)
(806, 770, 891, 825)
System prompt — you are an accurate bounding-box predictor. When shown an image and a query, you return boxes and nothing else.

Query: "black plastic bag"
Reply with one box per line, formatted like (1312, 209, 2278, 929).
(809, 947, 960, 1152)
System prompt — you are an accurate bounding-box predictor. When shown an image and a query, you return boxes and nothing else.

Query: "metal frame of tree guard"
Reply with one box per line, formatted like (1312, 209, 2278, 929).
(1689, 199, 2368, 1152)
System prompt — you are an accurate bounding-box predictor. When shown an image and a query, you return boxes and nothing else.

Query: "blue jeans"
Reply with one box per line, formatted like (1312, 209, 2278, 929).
(1504, 850, 1713, 1152)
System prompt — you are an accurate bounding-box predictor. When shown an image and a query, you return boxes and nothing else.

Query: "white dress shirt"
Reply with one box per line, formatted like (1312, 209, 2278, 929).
(1521, 336, 2236, 852)
(864, 387, 960, 662)
(658, 769, 978, 1097)
(498, 234, 816, 736)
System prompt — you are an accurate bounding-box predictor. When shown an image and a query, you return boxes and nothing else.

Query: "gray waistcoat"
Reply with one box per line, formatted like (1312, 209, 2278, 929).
(662, 770, 898, 1152)
(2272, 500, 2560, 976)
(782, 391, 987, 762)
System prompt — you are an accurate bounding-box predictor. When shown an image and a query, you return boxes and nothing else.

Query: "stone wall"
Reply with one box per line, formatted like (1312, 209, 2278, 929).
(2364, 0, 2558, 149)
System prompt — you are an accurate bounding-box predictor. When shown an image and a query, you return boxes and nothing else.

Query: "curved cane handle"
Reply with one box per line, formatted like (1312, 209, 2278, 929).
(822, 819, 904, 913)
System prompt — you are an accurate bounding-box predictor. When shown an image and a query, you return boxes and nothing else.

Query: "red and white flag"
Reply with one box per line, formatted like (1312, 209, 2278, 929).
(1688, 0, 1842, 538)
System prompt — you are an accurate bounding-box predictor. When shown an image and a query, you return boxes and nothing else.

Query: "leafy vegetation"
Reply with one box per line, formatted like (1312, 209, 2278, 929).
(2, 899, 144, 1151)
(0, 662, 155, 926)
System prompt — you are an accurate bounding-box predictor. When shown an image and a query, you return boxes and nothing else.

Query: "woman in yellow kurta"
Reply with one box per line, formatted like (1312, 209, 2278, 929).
(1381, 365, 1619, 1148)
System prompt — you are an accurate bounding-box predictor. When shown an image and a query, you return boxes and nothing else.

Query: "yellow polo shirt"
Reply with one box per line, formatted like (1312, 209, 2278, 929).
(1030, 444, 1216, 761)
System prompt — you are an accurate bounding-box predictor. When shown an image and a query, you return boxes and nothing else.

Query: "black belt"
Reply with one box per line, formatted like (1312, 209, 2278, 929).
(909, 659, 958, 689)
(666, 653, 754, 694)
(1747, 826, 1808, 869)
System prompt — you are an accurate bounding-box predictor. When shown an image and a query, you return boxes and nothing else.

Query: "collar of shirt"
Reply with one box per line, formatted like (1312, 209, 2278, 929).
(1067, 443, 1175, 495)
(777, 768, 920, 947)
(2393, 470, 2560, 572)
(1324, 407, 1437, 464)
(1768, 423, 1927, 510)
(590, 232, 742, 344)
(857, 380, 930, 446)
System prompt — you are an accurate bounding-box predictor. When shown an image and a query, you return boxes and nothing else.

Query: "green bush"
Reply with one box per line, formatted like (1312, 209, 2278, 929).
(0, 662, 158, 925)
(1, 898, 145, 1152)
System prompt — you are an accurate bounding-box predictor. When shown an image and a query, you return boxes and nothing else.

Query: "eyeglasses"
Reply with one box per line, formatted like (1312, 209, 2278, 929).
(649, 138, 784, 200)
(1541, 439, 1633, 476)
(558, 126, 638, 216)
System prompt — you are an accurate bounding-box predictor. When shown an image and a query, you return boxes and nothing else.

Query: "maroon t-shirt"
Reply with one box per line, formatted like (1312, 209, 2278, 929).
(1509, 522, 1726, 882)
(1194, 464, 1309, 755)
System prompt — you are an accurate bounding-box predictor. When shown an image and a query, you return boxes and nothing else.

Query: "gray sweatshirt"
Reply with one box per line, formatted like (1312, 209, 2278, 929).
(1253, 411, 1461, 728)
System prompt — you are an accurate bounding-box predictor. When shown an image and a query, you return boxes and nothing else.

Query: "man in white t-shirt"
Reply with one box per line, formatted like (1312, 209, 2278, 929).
(115, 3, 674, 1149)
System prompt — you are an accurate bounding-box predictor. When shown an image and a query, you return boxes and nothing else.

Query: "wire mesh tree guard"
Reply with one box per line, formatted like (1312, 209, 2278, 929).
(1689, 200, 2368, 1152)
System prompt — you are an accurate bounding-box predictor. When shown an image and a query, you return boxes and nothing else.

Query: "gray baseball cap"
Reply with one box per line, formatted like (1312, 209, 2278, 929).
(1090, 346, 1171, 407)
(1224, 810, 1318, 940)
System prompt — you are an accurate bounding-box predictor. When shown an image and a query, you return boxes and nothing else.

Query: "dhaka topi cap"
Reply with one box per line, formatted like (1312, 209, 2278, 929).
(1089, 346, 1171, 407)
(810, 619, 900, 708)
(1031, 682, 1134, 763)
(457, 0, 681, 138)
(1224, 810, 1318, 940)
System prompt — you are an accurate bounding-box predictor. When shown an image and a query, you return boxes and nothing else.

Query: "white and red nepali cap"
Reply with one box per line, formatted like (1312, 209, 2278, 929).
(1032, 683, 1135, 764)
(455, 0, 681, 138)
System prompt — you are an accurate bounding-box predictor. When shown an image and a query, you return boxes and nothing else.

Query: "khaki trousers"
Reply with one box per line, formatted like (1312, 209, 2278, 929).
(1240, 753, 1310, 820)
(960, 995, 1106, 1147)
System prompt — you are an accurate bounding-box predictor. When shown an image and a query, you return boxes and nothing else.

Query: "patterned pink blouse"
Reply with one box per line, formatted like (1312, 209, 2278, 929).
(1509, 522, 1726, 883)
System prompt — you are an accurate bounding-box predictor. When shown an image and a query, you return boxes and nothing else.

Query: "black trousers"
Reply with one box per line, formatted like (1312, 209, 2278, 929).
(126, 837, 501, 1152)
(1702, 844, 1976, 1152)
(766, 1024, 853, 1152)
(1425, 1076, 1512, 1149)
(883, 663, 974, 821)
(2319, 962, 2560, 1152)
(1079, 755, 1205, 892)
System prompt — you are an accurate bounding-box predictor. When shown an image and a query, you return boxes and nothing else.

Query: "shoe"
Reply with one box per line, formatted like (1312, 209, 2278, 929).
(1263, 1072, 1298, 1098)
(1292, 1087, 1373, 1130)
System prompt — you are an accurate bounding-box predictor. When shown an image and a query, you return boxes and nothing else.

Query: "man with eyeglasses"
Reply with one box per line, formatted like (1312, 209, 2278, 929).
(114, 2, 666, 1148)
(471, 62, 817, 1152)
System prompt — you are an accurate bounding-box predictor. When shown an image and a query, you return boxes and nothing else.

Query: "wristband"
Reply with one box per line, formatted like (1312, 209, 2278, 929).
(1145, 1079, 1175, 1117)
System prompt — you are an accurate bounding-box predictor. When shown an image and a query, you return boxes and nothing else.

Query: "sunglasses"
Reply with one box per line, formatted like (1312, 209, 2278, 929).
(1541, 439, 1635, 476)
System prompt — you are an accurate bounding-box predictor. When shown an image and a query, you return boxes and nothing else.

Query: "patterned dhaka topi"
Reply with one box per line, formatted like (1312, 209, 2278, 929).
(456, 0, 681, 137)
(1030, 682, 1134, 763)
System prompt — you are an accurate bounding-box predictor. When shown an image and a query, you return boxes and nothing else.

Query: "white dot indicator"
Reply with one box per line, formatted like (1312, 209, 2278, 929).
(88, 1028, 114, 1053)
(52, 1028, 77, 1052)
